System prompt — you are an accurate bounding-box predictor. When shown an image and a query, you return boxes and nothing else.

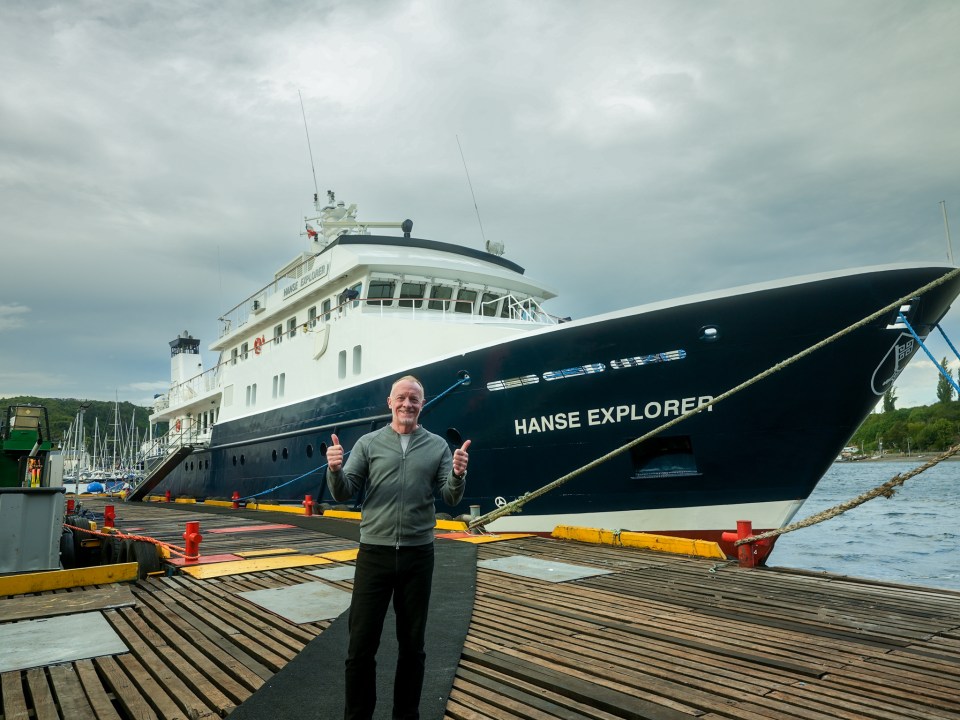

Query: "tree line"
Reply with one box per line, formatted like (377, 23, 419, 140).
(853, 355, 960, 455)
(0, 396, 155, 450)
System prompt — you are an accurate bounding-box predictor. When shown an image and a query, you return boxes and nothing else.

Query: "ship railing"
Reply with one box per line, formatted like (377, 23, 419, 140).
(143, 426, 211, 460)
(160, 365, 223, 411)
(358, 293, 559, 325)
(217, 252, 326, 339)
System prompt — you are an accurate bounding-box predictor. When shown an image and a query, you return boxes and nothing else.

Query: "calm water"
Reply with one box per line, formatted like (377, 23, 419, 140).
(771, 459, 960, 591)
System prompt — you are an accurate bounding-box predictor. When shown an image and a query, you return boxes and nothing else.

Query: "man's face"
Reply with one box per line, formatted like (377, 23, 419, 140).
(388, 379, 424, 431)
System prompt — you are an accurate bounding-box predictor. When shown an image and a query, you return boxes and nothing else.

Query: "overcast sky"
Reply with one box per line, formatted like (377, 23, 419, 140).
(2, 1, 960, 414)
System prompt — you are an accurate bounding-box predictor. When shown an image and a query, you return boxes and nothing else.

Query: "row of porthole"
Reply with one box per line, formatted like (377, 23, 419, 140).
(185, 443, 325, 471)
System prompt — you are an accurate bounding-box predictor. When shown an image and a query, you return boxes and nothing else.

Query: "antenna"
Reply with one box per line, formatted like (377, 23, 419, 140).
(299, 90, 320, 207)
(456, 135, 487, 247)
(941, 200, 955, 266)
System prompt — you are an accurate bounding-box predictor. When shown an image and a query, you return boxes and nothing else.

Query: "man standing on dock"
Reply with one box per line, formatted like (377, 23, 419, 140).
(326, 375, 470, 720)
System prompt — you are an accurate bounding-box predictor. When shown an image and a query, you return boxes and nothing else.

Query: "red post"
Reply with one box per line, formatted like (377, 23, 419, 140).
(736, 520, 756, 568)
(66, 498, 75, 514)
(303, 494, 314, 516)
(104, 505, 115, 529)
(183, 521, 202, 561)
(232, 491, 240, 509)
(165, 489, 172, 503)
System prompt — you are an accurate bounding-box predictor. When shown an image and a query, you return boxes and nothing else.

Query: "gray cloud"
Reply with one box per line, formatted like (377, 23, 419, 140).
(2, 1, 959, 409)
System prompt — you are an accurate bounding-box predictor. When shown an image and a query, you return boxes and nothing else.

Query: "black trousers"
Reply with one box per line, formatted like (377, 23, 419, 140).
(345, 542, 435, 720)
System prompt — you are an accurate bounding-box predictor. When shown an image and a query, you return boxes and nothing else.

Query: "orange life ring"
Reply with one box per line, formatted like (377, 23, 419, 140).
(254, 336, 264, 355)
(175, 419, 182, 432)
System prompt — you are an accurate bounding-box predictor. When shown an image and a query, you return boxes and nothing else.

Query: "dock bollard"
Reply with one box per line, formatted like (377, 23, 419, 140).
(165, 489, 172, 503)
(66, 498, 75, 514)
(303, 495, 314, 516)
(183, 521, 202, 561)
(721, 520, 756, 568)
(232, 491, 240, 509)
(104, 505, 115, 529)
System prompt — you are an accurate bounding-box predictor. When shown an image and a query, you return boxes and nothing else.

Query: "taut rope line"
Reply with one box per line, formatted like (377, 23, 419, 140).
(734, 442, 960, 546)
(468, 265, 960, 530)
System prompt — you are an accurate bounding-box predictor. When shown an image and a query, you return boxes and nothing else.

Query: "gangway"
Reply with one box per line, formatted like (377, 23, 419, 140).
(126, 445, 194, 501)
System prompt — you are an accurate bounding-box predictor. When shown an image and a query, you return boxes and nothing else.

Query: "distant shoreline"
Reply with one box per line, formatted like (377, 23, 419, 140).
(836, 453, 960, 463)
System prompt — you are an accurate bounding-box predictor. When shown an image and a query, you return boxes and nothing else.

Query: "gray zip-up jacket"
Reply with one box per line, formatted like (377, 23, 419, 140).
(326, 426, 466, 547)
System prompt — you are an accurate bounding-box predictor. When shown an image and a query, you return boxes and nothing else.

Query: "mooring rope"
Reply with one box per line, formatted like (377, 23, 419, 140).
(63, 522, 190, 559)
(731, 313, 960, 546)
(733, 441, 960, 546)
(468, 265, 960, 530)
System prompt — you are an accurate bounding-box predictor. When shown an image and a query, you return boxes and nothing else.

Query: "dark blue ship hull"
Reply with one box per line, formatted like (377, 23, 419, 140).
(154, 265, 960, 549)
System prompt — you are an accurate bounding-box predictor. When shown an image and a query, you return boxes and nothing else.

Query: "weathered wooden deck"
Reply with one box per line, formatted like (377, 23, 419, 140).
(2, 498, 959, 719)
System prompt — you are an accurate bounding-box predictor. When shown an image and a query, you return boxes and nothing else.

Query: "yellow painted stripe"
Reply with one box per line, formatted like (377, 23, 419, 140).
(443, 532, 535, 544)
(0, 563, 139, 596)
(322, 509, 362, 520)
(319, 549, 359, 562)
(204, 499, 234, 508)
(318, 511, 465, 533)
(234, 548, 299, 558)
(435, 519, 469, 531)
(177, 554, 332, 579)
(551, 525, 727, 559)
(244, 502, 312, 515)
(174, 498, 197, 504)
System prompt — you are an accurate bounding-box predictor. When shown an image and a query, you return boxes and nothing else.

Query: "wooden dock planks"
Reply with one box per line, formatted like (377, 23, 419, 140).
(0, 498, 958, 719)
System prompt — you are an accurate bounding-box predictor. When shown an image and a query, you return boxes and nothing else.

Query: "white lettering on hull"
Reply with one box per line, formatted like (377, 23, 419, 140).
(514, 396, 713, 435)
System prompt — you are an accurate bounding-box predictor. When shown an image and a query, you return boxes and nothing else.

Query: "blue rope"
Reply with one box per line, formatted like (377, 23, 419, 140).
(899, 314, 960, 396)
(239, 454, 351, 502)
(422, 373, 471, 410)
(237, 373, 471, 502)
(937, 324, 960, 365)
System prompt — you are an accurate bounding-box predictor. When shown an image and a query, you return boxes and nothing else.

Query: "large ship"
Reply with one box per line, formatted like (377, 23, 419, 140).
(141, 191, 960, 556)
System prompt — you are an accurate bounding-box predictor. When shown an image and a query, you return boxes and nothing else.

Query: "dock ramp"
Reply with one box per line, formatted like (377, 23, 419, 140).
(127, 446, 193, 501)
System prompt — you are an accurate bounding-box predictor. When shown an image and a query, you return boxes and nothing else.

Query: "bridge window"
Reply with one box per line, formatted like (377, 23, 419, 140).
(480, 292, 500, 317)
(308, 306, 317, 328)
(428, 285, 453, 311)
(274, 324, 283, 345)
(322, 299, 332, 321)
(287, 316, 297, 338)
(399, 282, 425, 308)
(367, 280, 395, 306)
(455, 289, 477, 314)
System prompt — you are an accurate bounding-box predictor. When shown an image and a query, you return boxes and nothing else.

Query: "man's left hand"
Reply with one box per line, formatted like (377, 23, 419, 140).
(453, 439, 471, 478)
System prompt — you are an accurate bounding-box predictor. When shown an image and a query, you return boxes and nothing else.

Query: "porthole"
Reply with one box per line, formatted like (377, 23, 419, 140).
(232, 455, 237, 466)
(282, 448, 289, 460)
(240, 454, 246, 465)
(306, 444, 314, 458)
(272, 449, 278, 462)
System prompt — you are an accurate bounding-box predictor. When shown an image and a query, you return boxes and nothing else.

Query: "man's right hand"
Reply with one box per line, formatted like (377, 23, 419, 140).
(327, 433, 343, 472)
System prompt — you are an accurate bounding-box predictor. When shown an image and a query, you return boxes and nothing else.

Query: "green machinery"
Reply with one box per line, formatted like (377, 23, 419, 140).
(0, 404, 60, 488)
